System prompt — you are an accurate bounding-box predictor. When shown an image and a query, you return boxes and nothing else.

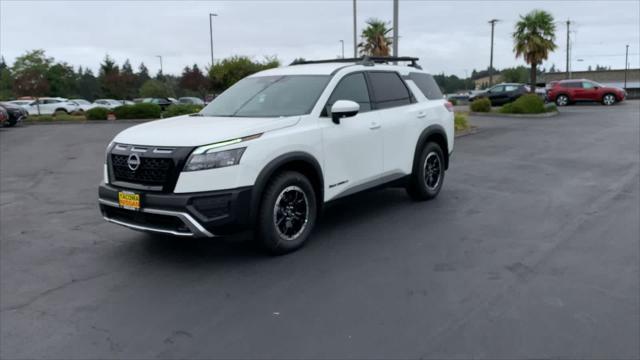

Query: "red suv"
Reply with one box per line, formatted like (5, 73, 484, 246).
(547, 79, 626, 106)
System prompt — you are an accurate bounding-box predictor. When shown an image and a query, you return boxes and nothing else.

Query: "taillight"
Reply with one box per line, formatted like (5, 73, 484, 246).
(444, 102, 454, 112)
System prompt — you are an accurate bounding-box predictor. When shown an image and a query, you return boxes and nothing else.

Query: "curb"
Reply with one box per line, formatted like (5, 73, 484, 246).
(469, 111, 559, 118)
(455, 126, 480, 138)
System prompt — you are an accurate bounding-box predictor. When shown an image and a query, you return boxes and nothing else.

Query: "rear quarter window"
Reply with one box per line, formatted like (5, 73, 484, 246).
(368, 71, 413, 109)
(409, 73, 443, 100)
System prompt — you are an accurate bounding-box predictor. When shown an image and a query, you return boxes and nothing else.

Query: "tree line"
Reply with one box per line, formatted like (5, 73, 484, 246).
(0, 50, 280, 101)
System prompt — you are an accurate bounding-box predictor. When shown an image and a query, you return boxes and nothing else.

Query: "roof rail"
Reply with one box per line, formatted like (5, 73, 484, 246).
(290, 56, 422, 69)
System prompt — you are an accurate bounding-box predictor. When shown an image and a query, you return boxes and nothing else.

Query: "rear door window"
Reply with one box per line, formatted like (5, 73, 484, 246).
(325, 72, 372, 115)
(563, 82, 582, 88)
(409, 73, 443, 100)
(504, 85, 520, 91)
(367, 71, 412, 110)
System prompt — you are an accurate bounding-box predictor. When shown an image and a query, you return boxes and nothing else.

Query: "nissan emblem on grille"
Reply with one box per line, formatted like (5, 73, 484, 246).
(127, 153, 141, 171)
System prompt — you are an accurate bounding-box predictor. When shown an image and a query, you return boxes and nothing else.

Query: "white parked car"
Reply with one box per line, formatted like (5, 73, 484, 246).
(69, 99, 96, 112)
(23, 97, 79, 115)
(93, 99, 123, 109)
(98, 57, 454, 254)
(8, 100, 34, 110)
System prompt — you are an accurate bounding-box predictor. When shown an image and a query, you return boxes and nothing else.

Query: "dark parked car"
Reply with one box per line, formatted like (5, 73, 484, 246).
(468, 83, 528, 106)
(0, 102, 28, 127)
(546, 79, 626, 106)
(142, 97, 177, 111)
(178, 97, 205, 105)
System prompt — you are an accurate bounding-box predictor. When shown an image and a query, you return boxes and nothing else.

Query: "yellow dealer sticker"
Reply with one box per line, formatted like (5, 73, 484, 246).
(118, 191, 140, 210)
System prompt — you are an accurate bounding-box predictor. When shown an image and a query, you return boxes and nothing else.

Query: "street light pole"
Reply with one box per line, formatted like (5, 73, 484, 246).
(392, 0, 399, 61)
(488, 19, 499, 86)
(353, 0, 357, 58)
(566, 19, 571, 79)
(624, 44, 629, 90)
(340, 40, 344, 58)
(209, 13, 218, 67)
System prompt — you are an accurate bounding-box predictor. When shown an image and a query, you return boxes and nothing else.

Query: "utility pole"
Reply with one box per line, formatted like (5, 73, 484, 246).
(464, 69, 469, 91)
(488, 19, 498, 86)
(209, 13, 218, 66)
(566, 19, 571, 79)
(624, 44, 629, 90)
(340, 40, 345, 58)
(156, 55, 163, 74)
(353, 0, 357, 58)
(393, 0, 399, 61)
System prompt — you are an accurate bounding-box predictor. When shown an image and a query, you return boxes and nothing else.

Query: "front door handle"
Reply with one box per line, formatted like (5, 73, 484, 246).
(369, 122, 381, 130)
(417, 112, 427, 119)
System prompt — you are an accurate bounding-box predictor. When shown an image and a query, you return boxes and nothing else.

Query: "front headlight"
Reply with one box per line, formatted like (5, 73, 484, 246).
(184, 147, 246, 172)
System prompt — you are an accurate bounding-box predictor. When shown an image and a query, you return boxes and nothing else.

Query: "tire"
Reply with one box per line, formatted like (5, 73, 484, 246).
(602, 93, 616, 106)
(406, 142, 445, 201)
(256, 171, 317, 255)
(555, 94, 569, 106)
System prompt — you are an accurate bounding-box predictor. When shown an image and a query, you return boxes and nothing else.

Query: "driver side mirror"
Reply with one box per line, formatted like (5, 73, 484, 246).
(330, 100, 359, 124)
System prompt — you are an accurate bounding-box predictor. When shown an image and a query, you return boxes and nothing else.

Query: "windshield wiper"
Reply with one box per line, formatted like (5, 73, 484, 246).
(189, 113, 203, 117)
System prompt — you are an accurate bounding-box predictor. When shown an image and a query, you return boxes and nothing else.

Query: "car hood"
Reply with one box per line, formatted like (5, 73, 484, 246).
(113, 115, 300, 147)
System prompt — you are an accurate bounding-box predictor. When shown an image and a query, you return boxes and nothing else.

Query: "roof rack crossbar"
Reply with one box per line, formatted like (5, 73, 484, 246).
(291, 56, 421, 69)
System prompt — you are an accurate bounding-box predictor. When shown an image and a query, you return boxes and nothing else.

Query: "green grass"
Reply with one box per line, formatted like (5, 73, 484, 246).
(28, 114, 87, 122)
(454, 112, 470, 132)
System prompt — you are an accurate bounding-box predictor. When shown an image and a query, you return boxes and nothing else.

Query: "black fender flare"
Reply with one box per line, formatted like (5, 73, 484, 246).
(413, 124, 449, 171)
(249, 151, 324, 224)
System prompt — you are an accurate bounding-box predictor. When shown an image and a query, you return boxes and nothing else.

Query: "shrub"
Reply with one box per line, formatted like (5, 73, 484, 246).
(53, 110, 69, 117)
(164, 104, 203, 117)
(499, 103, 514, 114)
(500, 94, 545, 114)
(470, 97, 491, 112)
(545, 104, 558, 113)
(454, 113, 469, 131)
(448, 98, 458, 106)
(112, 103, 161, 119)
(86, 107, 109, 120)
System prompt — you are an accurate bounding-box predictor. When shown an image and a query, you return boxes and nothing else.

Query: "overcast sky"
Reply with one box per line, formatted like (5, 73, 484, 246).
(1, 0, 639, 77)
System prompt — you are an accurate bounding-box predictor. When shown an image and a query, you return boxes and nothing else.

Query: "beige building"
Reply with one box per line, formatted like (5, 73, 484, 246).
(473, 75, 503, 90)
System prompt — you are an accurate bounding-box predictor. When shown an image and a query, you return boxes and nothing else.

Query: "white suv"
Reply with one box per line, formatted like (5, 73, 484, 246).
(24, 97, 79, 115)
(98, 57, 454, 254)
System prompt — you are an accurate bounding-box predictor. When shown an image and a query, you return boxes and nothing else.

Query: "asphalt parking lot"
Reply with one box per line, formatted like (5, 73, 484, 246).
(1, 102, 639, 359)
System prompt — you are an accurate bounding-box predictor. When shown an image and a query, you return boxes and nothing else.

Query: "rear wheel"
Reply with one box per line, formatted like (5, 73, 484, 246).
(406, 142, 445, 201)
(555, 94, 569, 106)
(602, 93, 616, 106)
(256, 171, 317, 255)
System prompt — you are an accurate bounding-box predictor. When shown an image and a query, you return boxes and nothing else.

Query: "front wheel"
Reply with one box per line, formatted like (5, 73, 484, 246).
(406, 142, 445, 201)
(555, 94, 569, 106)
(256, 171, 317, 255)
(602, 93, 616, 106)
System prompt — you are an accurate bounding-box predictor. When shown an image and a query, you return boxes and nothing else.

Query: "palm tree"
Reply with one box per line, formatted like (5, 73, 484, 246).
(358, 18, 393, 57)
(513, 10, 557, 92)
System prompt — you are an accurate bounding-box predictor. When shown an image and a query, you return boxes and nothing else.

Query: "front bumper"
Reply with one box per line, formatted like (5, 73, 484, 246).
(98, 183, 253, 237)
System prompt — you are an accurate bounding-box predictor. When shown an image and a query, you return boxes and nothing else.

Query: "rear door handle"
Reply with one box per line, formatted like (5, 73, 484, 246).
(417, 112, 427, 119)
(369, 122, 381, 130)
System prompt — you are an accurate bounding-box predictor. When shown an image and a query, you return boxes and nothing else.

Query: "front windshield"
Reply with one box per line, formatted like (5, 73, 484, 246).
(200, 75, 329, 117)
